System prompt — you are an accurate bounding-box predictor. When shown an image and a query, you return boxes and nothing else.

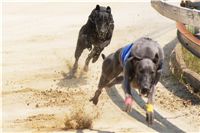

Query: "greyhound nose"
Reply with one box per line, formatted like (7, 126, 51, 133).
(99, 31, 104, 36)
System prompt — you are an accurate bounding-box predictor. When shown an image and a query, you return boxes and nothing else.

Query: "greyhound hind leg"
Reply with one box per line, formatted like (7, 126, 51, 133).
(106, 76, 123, 88)
(68, 42, 85, 78)
(74, 47, 84, 69)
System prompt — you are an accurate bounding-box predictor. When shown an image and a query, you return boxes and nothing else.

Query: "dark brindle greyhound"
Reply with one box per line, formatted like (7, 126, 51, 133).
(70, 5, 114, 77)
(90, 37, 164, 125)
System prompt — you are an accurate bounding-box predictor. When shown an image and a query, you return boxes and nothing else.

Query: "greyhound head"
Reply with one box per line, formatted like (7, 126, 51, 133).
(89, 5, 114, 39)
(133, 54, 159, 96)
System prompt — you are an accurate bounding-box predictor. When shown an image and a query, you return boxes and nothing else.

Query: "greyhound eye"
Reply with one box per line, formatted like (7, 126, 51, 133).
(96, 17, 100, 20)
(151, 71, 155, 74)
(140, 69, 144, 73)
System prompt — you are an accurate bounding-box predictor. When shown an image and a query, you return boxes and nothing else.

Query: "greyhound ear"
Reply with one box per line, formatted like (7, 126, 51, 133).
(133, 56, 142, 62)
(89, 6, 98, 23)
(106, 6, 111, 13)
(127, 57, 134, 62)
(153, 53, 159, 64)
(95, 5, 100, 11)
(127, 57, 135, 65)
(89, 14, 94, 23)
(130, 56, 141, 67)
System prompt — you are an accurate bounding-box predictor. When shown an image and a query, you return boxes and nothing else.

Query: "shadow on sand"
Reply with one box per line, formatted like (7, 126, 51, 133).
(106, 86, 184, 133)
(161, 37, 200, 105)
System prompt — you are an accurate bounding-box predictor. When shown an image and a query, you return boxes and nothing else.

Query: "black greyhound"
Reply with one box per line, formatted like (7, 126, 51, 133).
(70, 5, 114, 77)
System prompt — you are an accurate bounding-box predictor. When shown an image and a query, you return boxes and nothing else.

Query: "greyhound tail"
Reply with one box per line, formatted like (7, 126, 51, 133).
(101, 54, 106, 60)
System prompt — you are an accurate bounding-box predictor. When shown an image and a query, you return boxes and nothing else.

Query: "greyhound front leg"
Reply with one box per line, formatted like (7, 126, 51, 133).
(92, 47, 104, 63)
(84, 49, 95, 71)
(146, 85, 156, 125)
(100, 40, 110, 49)
(90, 75, 110, 105)
(89, 88, 103, 105)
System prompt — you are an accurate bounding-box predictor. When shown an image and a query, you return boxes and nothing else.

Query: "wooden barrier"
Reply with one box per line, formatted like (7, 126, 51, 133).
(151, 0, 200, 27)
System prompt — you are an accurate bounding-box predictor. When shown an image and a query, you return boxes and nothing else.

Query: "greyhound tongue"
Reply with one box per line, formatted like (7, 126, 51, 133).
(125, 96, 133, 105)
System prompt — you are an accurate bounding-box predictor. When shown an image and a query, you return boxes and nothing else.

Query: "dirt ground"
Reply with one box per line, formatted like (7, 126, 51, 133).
(2, 2, 200, 132)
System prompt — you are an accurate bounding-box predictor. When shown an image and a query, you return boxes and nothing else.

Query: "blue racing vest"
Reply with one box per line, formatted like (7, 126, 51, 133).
(121, 43, 134, 65)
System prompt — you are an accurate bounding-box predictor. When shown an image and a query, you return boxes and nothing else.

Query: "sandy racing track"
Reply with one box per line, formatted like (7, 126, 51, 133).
(2, 2, 200, 132)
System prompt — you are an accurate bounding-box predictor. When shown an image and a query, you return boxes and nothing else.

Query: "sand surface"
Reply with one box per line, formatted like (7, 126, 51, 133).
(2, 2, 200, 132)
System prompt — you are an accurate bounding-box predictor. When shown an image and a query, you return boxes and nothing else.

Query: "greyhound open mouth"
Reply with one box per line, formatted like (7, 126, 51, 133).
(139, 88, 150, 97)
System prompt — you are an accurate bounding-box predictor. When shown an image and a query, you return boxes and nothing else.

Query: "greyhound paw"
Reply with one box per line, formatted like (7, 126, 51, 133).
(87, 45, 92, 51)
(146, 112, 154, 125)
(92, 54, 100, 63)
(124, 96, 133, 112)
(92, 57, 98, 63)
(146, 104, 154, 125)
(65, 70, 76, 79)
(66, 73, 76, 79)
(89, 97, 98, 105)
(125, 105, 132, 112)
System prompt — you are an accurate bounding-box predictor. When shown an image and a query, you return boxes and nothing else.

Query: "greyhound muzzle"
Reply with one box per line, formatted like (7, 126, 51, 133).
(97, 31, 107, 40)
(140, 87, 151, 97)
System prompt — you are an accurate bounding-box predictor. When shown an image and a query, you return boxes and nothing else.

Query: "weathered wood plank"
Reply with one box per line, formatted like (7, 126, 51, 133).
(151, 0, 200, 27)
(171, 43, 200, 92)
(177, 30, 200, 58)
